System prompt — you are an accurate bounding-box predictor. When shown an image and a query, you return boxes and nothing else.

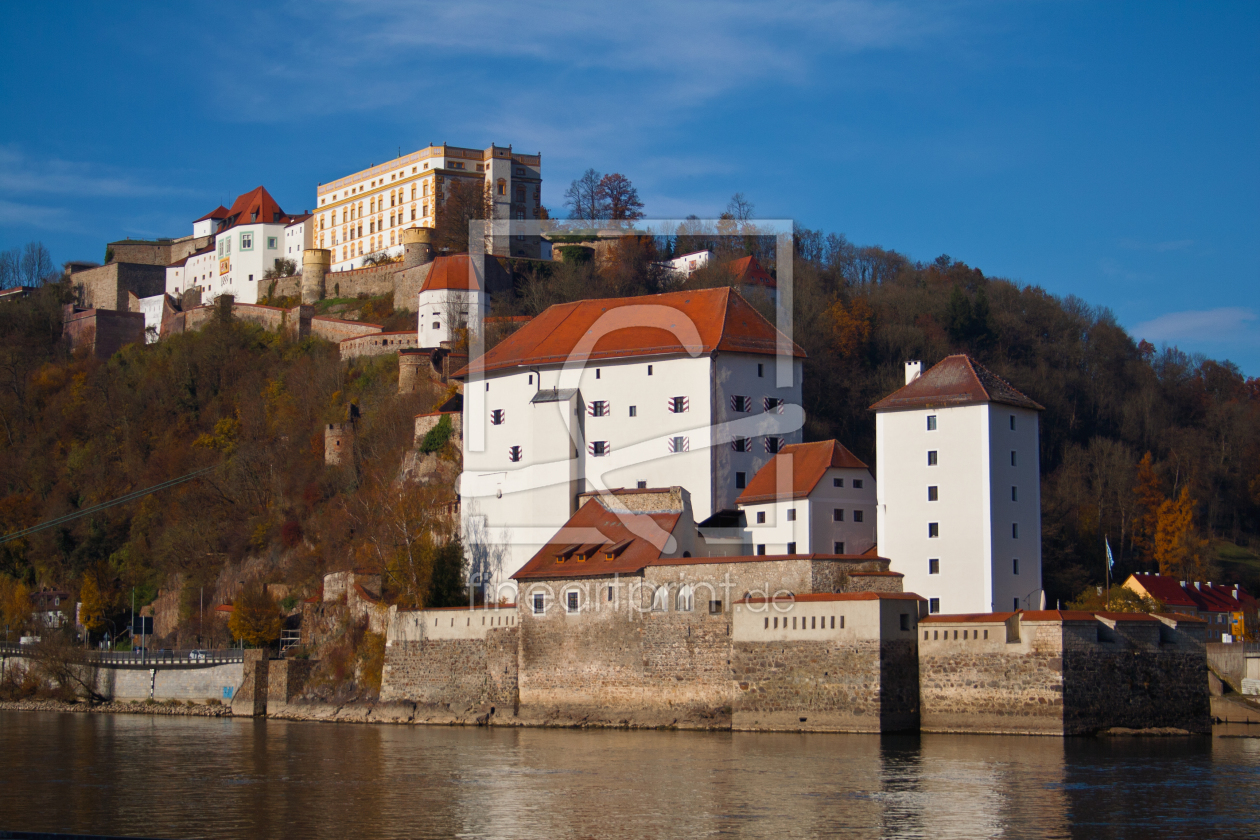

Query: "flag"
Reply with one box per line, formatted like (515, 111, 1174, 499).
(1105, 537, 1115, 571)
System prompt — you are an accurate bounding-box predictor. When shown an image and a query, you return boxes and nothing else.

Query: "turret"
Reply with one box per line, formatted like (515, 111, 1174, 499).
(402, 227, 434, 270)
(302, 248, 331, 304)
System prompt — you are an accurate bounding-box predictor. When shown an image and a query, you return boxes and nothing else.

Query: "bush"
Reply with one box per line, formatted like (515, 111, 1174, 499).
(419, 414, 453, 454)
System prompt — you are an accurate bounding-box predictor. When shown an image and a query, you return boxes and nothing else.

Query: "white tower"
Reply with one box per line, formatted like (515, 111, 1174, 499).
(871, 355, 1044, 615)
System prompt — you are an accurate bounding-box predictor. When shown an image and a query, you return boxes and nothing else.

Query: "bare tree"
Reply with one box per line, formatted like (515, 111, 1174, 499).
(564, 168, 606, 224)
(0, 249, 18, 289)
(433, 177, 494, 254)
(18, 242, 55, 287)
(598, 173, 645, 222)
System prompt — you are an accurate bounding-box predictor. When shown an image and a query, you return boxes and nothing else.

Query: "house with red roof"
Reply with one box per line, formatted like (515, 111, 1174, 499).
(454, 286, 805, 593)
(731, 440, 876, 557)
(416, 253, 488, 348)
(1123, 573, 1258, 641)
(872, 355, 1045, 617)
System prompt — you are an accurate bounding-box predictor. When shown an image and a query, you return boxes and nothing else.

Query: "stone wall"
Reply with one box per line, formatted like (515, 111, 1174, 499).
(95, 661, 243, 703)
(341, 331, 421, 361)
(310, 315, 383, 343)
(72, 263, 167, 311)
(108, 236, 210, 268)
(63, 308, 145, 359)
(919, 612, 1211, 735)
(325, 263, 401, 301)
(414, 411, 462, 446)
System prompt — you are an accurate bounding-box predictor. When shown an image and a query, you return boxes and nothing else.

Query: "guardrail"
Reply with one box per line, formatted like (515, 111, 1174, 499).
(0, 643, 244, 666)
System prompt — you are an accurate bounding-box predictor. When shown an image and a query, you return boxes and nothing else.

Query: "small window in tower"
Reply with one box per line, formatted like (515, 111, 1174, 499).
(929, 558, 939, 574)
(786, 509, 796, 522)
(636, 480, 647, 489)
(566, 591, 579, 613)
(834, 478, 844, 488)
(928, 486, 938, 501)
(508, 445, 522, 462)
(533, 593, 545, 614)
(1010, 415, 1017, 431)
(490, 409, 505, 425)
(834, 541, 845, 554)
(756, 511, 766, 524)
(853, 510, 863, 523)
(1013, 558, 1020, 575)
(647, 364, 653, 375)
(1011, 450, 1017, 466)
(928, 450, 938, 466)
(928, 522, 939, 538)
(1012, 486, 1018, 501)
(595, 369, 601, 380)
(757, 363, 764, 377)
(756, 544, 766, 556)
(927, 415, 937, 431)
(1012, 523, 1019, 539)
(735, 472, 746, 489)
(929, 598, 940, 614)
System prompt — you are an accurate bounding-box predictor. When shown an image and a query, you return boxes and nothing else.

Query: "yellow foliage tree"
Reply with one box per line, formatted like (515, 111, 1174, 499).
(1154, 486, 1209, 580)
(0, 576, 34, 638)
(228, 585, 283, 648)
(1131, 452, 1163, 562)
(78, 575, 106, 635)
(825, 297, 873, 360)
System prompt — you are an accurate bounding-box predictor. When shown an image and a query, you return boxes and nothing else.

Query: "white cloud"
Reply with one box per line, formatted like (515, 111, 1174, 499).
(1132, 307, 1258, 344)
(0, 145, 194, 199)
(0, 198, 73, 231)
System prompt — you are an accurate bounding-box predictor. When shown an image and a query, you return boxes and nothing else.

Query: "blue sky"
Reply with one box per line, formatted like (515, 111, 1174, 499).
(1, 1, 1256, 373)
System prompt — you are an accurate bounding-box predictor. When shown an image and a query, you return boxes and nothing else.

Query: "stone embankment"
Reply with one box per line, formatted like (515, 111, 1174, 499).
(0, 699, 231, 717)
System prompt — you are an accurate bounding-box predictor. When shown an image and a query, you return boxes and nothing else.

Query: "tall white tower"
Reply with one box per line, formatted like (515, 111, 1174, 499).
(871, 355, 1044, 615)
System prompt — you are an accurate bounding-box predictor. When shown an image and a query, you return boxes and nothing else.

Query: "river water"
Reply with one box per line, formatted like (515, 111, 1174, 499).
(1, 712, 1258, 840)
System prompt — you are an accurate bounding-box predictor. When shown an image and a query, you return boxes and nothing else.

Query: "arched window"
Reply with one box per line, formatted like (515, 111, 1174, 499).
(676, 584, 693, 612)
(370, 198, 375, 213)
(391, 191, 396, 207)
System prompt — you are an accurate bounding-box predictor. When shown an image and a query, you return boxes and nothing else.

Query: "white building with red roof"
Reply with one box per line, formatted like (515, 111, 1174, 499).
(1123, 573, 1258, 641)
(455, 286, 805, 592)
(871, 355, 1045, 616)
(416, 254, 488, 348)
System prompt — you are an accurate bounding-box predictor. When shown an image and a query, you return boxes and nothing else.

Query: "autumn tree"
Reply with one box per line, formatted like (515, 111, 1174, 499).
(597, 173, 644, 222)
(1131, 452, 1164, 563)
(826, 297, 873, 360)
(228, 584, 283, 648)
(433, 177, 493, 254)
(78, 574, 106, 637)
(1154, 486, 1209, 580)
(0, 576, 33, 639)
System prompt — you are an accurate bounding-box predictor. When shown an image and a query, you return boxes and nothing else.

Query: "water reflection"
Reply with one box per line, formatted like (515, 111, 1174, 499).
(0, 712, 1256, 839)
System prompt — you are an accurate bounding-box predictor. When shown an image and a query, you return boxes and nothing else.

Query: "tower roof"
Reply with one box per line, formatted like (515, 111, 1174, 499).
(455, 287, 804, 378)
(736, 440, 867, 505)
(193, 205, 229, 223)
(218, 186, 291, 232)
(869, 354, 1043, 412)
(420, 254, 481, 293)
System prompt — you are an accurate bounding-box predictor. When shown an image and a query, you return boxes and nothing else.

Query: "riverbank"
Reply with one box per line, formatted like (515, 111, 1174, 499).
(0, 698, 231, 717)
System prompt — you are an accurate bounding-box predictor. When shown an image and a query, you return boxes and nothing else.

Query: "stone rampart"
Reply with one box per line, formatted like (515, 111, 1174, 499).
(63, 308, 146, 359)
(310, 315, 383, 343)
(340, 331, 420, 361)
(72, 263, 167, 311)
(919, 611, 1211, 735)
(381, 605, 519, 711)
(108, 235, 210, 268)
(325, 263, 400, 301)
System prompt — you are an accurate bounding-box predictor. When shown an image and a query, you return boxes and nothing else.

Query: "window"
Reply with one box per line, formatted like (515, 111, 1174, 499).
(756, 544, 766, 556)
(708, 600, 722, 615)
(1012, 523, 1019, 539)
(833, 478, 844, 488)
(853, 479, 864, 489)
(590, 441, 609, 457)
(669, 396, 688, 413)
(928, 486, 938, 502)
(853, 510, 863, 523)
(1013, 558, 1020, 575)
(787, 541, 796, 554)
(757, 363, 764, 377)
(929, 598, 940, 614)
(1010, 415, 1016, 431)
(676, 585, 693, 612)
(566, 591, 579, 613)
(765, 436, 783, 453)
(900, 614, 910, 631)
(834, 541, 845, 554)
(1011, 451, 1017, 466)
(589, 400, 609, 417)
(927, 415, 937, 431)
(1012, 486, 1018, 502)
(629, 405, 637, 417)
(490, 409, 505, 425)
(432, 322, 440, 330)
(508, 445, 522, 462)
(927, 450, 938, 466)
(928, 522, 939, 538)
(647, 364, 653, 375)
(833, 509, 844, 522)
(668, 436, 688, 453)
(731, 395, 752, 412)
(1014, 598, 1020, 611)
(929, 558, 939, 574)
(756, 511, 766, 524)
(732, 437, 752, 452)
(764, 397, 784, 413)
(786, 509, 796, 521)
(267, 237, 277, 249)
(636, 480, 647, 489)
(595, 369, 601, 379)
(528, 375, 533, 385)
(533, 593, 544, 614)
(240, 232, 253, 250)
(735, 472, 746, 489)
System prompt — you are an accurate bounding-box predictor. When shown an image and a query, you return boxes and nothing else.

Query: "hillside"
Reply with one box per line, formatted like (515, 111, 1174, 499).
(0, 232, 1257, 646)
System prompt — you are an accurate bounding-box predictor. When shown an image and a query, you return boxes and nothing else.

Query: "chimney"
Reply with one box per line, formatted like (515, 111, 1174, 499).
(905, 361, 922, 385)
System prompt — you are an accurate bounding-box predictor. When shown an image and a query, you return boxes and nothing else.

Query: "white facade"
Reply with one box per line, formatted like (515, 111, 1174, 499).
(166, 246, 216, 299)
(739, 467, 876, 556)
(316, 143, 543, 272)
(418, 287, 488, 348)
(876, 400, 1042, 615)
(664, 250, 712, 278)
(138, 294, 166, 343)
(209, 223, 289, 304)
(283, 216, 312, 260)
(461, 352, 803, 589)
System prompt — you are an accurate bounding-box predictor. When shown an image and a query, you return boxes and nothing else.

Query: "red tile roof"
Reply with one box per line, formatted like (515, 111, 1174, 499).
(218, 186, 292, 232)
(736, 440, 867, 504)
(420, 254, 481, 293)
(455, 287, 805, 378)
(741, 592, 924, 605)
(513, 496, 683, 580)
(194, 205, 229, 223)
(921, 612, 1019, 624)
(726, 255, 775, 288)
(869, 354, 1043, 412)
(1125, 573, 1257, 613)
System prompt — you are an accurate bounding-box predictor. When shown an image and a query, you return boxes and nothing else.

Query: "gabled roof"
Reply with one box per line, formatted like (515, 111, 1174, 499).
(727, 255, 775, 288)
(218, 186, 291, 233)
(736, 440, 868, 505)
(419, 254, 481, 293)
(513, 495, 682, 580)
(869, 354, 1043, 412)
(194, 205, 229, 223)
(455, 287, 804, 378)
(1125, 574, 1257, 612)
(286, 213, 312, 227)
